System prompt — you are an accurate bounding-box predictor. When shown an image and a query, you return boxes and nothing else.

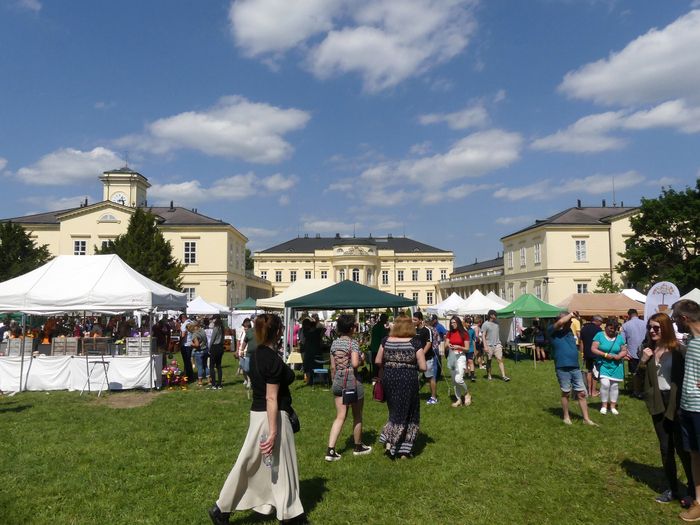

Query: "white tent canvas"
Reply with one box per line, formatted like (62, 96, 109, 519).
(0, 255, 187, 313)
(187, 296, 226, 315)
(486, 291, 509, 307)
(622, 289, 647, 303)
(458, 289, 506, 315)
(680, 288, 700, 304)
(256, 279, 334, 310)
(426, 292, 469, 317)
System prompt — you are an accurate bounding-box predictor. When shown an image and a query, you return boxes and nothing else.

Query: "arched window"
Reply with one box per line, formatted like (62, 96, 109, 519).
(98, 213, 118, 223)
(352, 268, 360, 282)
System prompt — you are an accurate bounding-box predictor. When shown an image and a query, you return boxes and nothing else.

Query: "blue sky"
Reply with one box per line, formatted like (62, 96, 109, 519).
(1, 0, 698, 266)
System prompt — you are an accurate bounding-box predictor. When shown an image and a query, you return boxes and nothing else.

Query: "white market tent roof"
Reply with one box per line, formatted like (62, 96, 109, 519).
(186, 296, 227, 315)
(459, 289, 507, 315)
(0, 255, 187, 314)
(426, 292, 469, 317)
(680, 288, 700, 303)
(256, 279, 334, 310)
(486, 291, 509, 307)
(622, 289, 647, 303)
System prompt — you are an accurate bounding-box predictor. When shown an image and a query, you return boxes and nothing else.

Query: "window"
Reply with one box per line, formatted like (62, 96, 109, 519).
(275, 270, 282, 282)
(577, 283, 588, 294)
(74, 240, 86, 256)
(184, 241, 197, 264)
(98, 213, 118, 223)
(260, 270, 267, 280)
(427, 291, 433, 305)
(534, 282, 542, 299)
(534, 242, 542, 264)
(304, 270, 312, 279)
(320, 270, 328, 279)
(412, 292, 419, 302)
(440, 269, 447, 280)
(352, 268, 360, 282)
(411, 270, 419, 281)
(520, 282, 527, 296)
(182, 287, 195, 301)
(290, 270, 297, 282)
(101, 240, 112, 250)
(339, 269, 345, 280)
(507, 251, 513, 269)
(381, 270, 389, 285)
(507, 283, 514, 301)
(520, 247, 526, 267)
(397, 270, 404, 282)
(398, 292, 404, 298)
(426, 269, 433, 281)
(575, 240, 587, 261)
(367, 269, 373, 285)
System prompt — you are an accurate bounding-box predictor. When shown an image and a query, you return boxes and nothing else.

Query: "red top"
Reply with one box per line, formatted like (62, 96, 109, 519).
(447, 331, 469, 352)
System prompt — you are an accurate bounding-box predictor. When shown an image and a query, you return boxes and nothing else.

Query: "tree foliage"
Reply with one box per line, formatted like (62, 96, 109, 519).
(616, 180, 700, 293)
(96, 208, 185, 290)
(0, 221, 52, 282)
(593, 273, 623, 293)
(245, 248, 254, 271)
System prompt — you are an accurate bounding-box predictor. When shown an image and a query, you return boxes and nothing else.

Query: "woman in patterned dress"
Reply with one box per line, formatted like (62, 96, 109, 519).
(375, 315, 427, 459)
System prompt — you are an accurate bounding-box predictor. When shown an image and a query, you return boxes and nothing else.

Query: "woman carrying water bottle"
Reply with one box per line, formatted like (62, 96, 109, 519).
(209, 314, 306, 524)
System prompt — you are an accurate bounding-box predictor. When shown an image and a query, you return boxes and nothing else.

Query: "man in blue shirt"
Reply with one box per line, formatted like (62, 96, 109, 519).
(622, 308, 646, 398)
(549, 311, 597, 426)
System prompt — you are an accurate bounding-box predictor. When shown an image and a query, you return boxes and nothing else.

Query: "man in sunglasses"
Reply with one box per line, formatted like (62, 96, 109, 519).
(675, 300, 700, 522)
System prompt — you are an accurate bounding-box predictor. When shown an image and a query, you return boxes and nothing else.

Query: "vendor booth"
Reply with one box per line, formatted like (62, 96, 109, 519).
(557, 293, 644, 318)
(0, 255, 187, 394)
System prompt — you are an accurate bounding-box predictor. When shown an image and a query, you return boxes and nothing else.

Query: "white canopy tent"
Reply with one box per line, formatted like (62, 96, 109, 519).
(256, 279, 334, 310)
(680, 288, 700, 304)
(458, 289, 507, 315)
(426, 292, 470, 317)
(622, 289, 647, 303)
(486, 291, 509, 307)
(186, 296, 227, 316)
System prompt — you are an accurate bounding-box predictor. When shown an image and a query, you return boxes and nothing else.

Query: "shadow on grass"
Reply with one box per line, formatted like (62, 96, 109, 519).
(413, 432, 435, 457)
(621, 458, 666, 493)
(342, 429, 378, 452)
(0, 403, 32, 414)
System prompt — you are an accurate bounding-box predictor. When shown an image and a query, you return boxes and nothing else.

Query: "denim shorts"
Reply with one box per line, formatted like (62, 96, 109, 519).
(681, 409, 700, 452)
(556, 367, 586, 393)
(424, 358, 435, 379)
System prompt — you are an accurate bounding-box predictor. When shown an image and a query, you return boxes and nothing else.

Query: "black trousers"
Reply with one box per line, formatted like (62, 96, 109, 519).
(181, 344, 194, 383)
(652, 391, 695, 497)
(209, 343, 224, 386)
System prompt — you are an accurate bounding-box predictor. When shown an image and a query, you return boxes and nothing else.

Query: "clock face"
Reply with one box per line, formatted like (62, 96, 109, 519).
(110, 191, 127, 204)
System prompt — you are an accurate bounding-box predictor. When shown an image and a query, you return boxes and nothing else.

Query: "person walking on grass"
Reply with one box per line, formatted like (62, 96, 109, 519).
(481, 310, 510, 382)
(446, 316, 471, 407)
(209, 315, 224, 390)
(674, 300, 700, 523)
(591, 318, 628, 415)
(549, 311, 597, 426)
(413, 311, 437, 404)
(325, 314, 372, 461)
(623, 308, 647, 398)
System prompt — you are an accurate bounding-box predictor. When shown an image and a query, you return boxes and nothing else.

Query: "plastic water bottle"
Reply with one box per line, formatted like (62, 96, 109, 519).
(260, 434, 272, 467)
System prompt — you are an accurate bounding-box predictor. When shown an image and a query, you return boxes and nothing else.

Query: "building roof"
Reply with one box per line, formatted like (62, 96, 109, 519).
(502, 206, 638, 239)
(452, 256, 504, 276)
(2, 204, 231, 227)
(258, 235, 450, 254)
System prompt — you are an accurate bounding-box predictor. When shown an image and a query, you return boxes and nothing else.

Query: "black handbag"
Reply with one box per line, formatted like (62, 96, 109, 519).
(342, 369, 358, 405)
(288, 407, 300, 433)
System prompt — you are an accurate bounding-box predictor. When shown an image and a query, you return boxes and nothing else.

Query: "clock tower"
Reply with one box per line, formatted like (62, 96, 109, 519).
(99, 167, 150, 207)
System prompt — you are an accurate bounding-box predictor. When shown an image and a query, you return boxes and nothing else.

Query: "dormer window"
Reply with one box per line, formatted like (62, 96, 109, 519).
(98, 213, 119, 223)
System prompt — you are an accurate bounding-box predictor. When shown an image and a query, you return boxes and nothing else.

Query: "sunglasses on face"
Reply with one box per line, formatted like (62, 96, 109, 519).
(648, 325, 661, 333)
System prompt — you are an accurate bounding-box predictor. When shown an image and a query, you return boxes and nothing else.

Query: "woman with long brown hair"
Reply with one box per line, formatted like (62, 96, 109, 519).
(375, 315, 427, 459)
(637, 312, 694, 507)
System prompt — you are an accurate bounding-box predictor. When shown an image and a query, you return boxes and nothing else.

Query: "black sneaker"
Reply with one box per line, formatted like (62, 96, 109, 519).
(353, 444, 372, 456)
(208, 504, 230, 525)
(325, 449, 342, 462)
(655, 489, 676, 504)
(503, 376, 511, 382)
(470, 373, 476, 383)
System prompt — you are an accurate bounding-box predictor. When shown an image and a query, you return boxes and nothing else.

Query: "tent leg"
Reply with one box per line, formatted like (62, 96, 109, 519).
(18, 314, 27, 392)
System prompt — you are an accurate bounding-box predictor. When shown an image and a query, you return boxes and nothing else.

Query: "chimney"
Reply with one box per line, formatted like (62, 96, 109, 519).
(84, 197, 88, 207)
(577, 199, 581, 208)
(602, 199, 606, 207)
(304, 233, 309, 238)
(315, 233, 320, 238)
(620, 201, 624, 207)
(169, 200, 174, 211)
(387, 233, 393, 239)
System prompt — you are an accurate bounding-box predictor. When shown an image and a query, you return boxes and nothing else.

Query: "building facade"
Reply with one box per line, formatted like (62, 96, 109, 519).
(501, 204, 638, 305)
(439, 256, 504, 300)
(253, 234, 454, 309)
(3, 168, 270, 307)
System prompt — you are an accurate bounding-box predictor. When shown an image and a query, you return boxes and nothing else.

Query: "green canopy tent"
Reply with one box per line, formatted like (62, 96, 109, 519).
(496, 294, 565, 367)
(283, 280, 416, 359)
(233, 297, 258, 310)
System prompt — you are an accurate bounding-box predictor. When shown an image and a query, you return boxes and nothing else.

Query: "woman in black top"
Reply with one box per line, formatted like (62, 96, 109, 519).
(209, 314, 306, 524)
(209, 315, 225, 390)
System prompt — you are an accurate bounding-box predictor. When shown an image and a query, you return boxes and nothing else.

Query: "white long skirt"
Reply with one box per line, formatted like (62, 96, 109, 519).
(216, 410, 304, 521)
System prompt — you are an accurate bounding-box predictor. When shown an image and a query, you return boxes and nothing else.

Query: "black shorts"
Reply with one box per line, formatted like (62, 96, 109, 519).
(584, 357, 596, 373)
(681, 409, 700, 452)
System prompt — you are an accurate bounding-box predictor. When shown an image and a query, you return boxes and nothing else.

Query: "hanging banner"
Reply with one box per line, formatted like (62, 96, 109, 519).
(644, 281, 681, 321)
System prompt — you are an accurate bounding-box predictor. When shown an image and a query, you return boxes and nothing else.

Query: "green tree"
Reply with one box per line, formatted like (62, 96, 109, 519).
(96, 208, 185, 290)
(245, 248, 254, 271)
(593, 273, 623, 293)
(0, 221, 52, 282)
(616, 180, 700, 293)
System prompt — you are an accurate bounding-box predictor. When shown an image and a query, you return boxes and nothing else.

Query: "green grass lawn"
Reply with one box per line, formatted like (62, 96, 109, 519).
(0, 353, 686, 525)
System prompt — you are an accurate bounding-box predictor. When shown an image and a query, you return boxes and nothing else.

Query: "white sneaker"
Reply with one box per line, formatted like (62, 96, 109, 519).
(610, 407, 619, 415)
(600, 407, 608, 415)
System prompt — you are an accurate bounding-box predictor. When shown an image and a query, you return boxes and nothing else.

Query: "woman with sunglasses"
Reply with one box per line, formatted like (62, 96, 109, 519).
(637, 312, 694, 507)
(591, 318, 628, 414)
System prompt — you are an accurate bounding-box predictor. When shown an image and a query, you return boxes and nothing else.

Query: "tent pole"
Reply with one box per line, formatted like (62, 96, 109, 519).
(18, 313, 27, 392)
(149, 310, 154, 391)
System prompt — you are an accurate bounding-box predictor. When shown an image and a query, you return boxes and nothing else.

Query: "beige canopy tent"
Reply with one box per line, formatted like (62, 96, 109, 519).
(557, 293, 644, 318)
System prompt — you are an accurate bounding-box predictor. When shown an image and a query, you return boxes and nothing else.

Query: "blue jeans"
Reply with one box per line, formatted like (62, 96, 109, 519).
(193, 350, 209, 380)
(555, 367, 586, 393)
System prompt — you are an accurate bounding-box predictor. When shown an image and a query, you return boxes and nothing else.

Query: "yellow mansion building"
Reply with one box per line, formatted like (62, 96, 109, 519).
(4, 168, 270, 306)
(253, 235, 454, 310)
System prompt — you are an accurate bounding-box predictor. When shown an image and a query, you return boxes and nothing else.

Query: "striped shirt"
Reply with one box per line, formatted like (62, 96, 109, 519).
(681, 338, 700, 412)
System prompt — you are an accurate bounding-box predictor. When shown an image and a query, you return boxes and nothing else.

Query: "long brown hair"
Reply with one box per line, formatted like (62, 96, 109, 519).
(648, 312, 678, 351)
(254, 313, 283, 345)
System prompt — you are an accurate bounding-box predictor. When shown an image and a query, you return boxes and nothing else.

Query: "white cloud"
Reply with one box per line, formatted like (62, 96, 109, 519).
(0, 157, 7, 171)
(21, 194, 94, 212)
(419, 103, 489, 130)
(149, 172, 298, 205)
(301, 219, 356, 234)
(239, 226, 279, 238)
(409, 141, 432, 155)
(116, 95, 310, 164)
(278, 195, 291, 206)
(559, 10, 700, 106)
(495, 215, 532, 225)
(624, 99, 700, 133)
(17, 0, 41, 12)
(15, 147, 122, 186)
(230, 0, 478, 92)
(493, 170, 644, 201)
(493, 89, 507, 103)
